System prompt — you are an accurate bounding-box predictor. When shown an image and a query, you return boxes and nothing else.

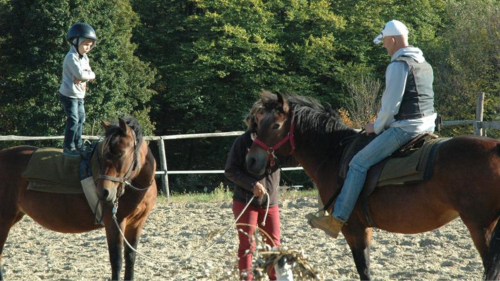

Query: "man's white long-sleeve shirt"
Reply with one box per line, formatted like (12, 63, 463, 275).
(373, 46, 436, 135)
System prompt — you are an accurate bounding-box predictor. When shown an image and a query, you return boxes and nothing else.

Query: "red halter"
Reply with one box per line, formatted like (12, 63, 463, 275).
(253, 112, 296, 168)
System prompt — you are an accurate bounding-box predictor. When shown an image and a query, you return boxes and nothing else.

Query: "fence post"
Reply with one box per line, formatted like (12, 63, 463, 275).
(474, 92, 485, 136)
(157, 137, 170, 198)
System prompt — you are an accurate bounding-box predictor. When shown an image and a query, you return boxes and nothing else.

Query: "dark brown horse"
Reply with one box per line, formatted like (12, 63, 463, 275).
(0, 116, 157, 281)
(245, 91, 500, 280)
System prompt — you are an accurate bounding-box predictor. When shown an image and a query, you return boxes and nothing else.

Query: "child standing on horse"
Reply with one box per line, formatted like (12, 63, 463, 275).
(58, 22, 97, 156)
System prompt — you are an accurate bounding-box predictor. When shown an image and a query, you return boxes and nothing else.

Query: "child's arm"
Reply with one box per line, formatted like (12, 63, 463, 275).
(67, 55, 96, 83)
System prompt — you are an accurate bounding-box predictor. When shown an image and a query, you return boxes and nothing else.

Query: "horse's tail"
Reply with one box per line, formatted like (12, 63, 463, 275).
(485, 217, 500, 280)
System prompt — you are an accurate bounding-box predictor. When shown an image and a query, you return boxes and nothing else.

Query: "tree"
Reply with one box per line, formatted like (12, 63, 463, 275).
(426, 0, 500, 137)
(0, 0, 156, 148)
(131, 0, 452, 192)
(132, 0, 344, 192)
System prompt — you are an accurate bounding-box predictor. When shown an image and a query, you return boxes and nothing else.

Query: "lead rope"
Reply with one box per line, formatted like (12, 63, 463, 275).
(261, 193, 270, 226)
(191, 195, 256, 257)
(109, 195, 258, 260)
(110, 193, 271, 265)
(111, 202, 166, 265)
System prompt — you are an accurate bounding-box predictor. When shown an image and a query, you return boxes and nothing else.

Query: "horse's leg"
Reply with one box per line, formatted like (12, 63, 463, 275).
(0, 212, 25, 281)
(461, 216, 497, 268)
(342, 224, 373, 280)
(123, 224, 145, 281)
(105, 221, 125, 281)
(485, 216, 500, 279)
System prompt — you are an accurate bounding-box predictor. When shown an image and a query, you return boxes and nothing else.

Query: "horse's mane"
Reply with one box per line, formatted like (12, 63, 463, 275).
(261, 91, 357, 158)
(105, 116, 144, 148)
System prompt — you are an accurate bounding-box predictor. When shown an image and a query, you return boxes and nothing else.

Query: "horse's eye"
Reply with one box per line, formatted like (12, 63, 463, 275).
(107, 149, 124, 159)
(272, 123, 280, 130)
(104, 151, 113, 159)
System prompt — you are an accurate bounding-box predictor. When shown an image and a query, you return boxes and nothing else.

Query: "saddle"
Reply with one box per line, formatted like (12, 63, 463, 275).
(22, 142, 103, 224)
(23, 148, 83, 193)
(337, 132, 449, 227)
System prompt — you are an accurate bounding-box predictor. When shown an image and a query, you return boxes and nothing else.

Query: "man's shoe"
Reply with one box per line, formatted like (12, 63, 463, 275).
(305, 211, 328, 227)
(307, 215, 344, 238)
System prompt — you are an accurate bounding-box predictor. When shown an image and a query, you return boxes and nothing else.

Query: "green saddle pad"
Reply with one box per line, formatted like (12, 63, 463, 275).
(377, 138, 446, 187)
(22, 148, 83, 194)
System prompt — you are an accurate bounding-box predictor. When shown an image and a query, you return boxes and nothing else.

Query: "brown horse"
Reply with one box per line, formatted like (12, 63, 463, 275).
(0, 116, 157, 281)
(245, 91, 500, 280)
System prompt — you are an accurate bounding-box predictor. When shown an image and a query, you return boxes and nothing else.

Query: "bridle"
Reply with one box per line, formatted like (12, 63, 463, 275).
(98, 128, 150, 200)
(253, 111, 296, 169)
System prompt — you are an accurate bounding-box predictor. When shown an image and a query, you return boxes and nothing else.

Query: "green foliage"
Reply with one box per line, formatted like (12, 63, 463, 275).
(168, 182, 233, 202)
(132, 0, 346, 175)
(132, 0, 350, 132)
(2, 0, 499, 192)
(426, 0, 500, 137)
(0, 1, 70, 139)
(341, 64, 382, 128)
(0, 0, 156, 141)
(165, 182, 317, 203)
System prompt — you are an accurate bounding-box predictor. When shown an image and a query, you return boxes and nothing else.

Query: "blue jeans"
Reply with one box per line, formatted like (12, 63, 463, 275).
(59, 94, 85, 151)
(333, 127, 421, 222)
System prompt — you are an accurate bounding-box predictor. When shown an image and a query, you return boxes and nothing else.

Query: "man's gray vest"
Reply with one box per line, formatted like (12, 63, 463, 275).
(394, 56, 435, 120)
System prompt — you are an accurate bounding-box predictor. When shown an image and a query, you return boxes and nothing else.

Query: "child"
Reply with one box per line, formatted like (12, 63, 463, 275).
(59, 22, 97, 156)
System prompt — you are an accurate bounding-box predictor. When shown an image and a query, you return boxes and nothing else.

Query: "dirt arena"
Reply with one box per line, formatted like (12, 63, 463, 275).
(1, 196, 484, 280)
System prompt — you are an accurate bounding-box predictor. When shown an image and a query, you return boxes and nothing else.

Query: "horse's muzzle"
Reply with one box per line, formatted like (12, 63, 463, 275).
(99, 184, 118, 202)
(245, 154, 267, 176)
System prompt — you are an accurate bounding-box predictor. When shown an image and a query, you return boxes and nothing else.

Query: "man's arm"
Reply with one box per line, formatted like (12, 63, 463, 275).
(372, 61, 408, 134)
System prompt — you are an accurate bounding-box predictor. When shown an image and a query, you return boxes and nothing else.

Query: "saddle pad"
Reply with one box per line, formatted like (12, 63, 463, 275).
(377, 138, 446, 187)
(23, 148, 83, 193)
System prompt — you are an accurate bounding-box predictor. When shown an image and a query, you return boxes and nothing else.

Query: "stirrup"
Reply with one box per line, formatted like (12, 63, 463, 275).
(305, 210, 329, 227)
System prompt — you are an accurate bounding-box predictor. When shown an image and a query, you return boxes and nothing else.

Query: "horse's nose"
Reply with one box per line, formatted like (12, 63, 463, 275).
(246, 155, 264, 176)
(100, 186, 116, 202)
(101, 188, 110, 200)
(246, 156, 256, 171)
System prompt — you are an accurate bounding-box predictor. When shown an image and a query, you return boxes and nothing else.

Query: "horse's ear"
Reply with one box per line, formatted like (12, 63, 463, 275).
(276, 92, 289, 113)
(102, 120, 111, 129)
(118, 118, 128, 133)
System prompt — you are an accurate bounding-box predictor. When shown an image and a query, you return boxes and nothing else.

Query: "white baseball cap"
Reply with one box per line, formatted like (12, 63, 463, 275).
(373, 20, 409, 44)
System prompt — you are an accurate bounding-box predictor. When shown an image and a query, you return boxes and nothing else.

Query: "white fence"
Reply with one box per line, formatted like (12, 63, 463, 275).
(439, 92, 500, 136)
(1, 93, 496, 198)
(0, 131, 303, 198)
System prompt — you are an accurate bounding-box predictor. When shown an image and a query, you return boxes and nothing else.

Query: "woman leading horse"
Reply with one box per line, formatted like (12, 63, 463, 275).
(245, 91, 500, 280)
(0, 116, 157, 281)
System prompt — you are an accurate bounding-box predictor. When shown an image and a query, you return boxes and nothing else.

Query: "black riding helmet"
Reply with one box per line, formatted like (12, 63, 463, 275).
(67, 23, 97, 54)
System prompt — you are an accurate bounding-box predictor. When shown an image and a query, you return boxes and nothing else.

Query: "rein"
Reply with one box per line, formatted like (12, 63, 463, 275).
(253, 111, 296, 169)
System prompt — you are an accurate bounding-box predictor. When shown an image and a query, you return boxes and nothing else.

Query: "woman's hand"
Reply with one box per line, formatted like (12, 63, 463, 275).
(253, 182, 266, 197)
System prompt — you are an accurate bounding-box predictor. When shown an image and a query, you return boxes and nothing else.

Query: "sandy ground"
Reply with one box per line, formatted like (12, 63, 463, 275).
(1, 196, 484, 280)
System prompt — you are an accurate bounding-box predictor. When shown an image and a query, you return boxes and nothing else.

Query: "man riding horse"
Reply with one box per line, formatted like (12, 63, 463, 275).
(308, 19, 437, 238)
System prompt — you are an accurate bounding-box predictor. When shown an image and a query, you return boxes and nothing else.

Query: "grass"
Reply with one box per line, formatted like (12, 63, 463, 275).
(158, 183, 318, 203)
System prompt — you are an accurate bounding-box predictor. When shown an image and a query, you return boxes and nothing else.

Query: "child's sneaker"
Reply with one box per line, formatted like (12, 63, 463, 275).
(63, 148, 80, 157)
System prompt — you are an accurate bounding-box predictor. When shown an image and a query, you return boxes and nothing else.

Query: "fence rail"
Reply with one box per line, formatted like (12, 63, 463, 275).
(1, 93, 497, 197)
(0, 132, 303, 198)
